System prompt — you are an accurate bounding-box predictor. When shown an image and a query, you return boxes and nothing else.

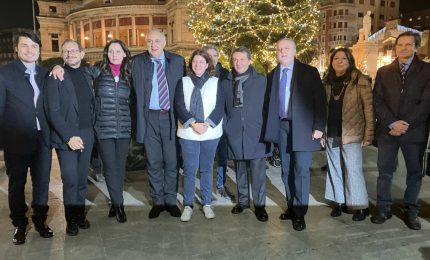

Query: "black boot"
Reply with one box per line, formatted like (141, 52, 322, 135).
(115, 205, 127, 223)
(65, 206, 78, 236)
(76, 206, 90, 229)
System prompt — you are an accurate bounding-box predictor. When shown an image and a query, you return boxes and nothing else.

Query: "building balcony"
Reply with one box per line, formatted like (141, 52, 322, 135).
(328, 27, 357, 34)
(329, 14, 356, 22)
(328, 40, 354, 47)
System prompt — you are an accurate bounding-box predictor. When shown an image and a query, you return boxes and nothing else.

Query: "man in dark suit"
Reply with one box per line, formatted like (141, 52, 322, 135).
(44, 39, 94, 236)
(0, 31, 53, 245)
(131, 29, 185, 218)
(371, 31, 430, 230)
(265, 38, 326, 231)
(222, 47, 272, 222)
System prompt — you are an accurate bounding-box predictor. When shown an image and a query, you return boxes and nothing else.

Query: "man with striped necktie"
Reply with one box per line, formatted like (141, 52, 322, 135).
(372, 31, 430, 230)
(131, 29, 186, 219)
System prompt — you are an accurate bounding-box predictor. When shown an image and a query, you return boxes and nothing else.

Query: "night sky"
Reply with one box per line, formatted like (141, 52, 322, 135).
(0, 0, 429, 30)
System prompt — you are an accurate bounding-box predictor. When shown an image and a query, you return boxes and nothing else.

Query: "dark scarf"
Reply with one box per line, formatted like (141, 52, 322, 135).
(233, 67, 251, 107)
(189, 72, 210, 122)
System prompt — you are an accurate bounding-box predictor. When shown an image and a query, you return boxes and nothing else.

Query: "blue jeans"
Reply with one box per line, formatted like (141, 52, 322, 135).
(180, 138, 220, 206)
(216, 135, 228, 189)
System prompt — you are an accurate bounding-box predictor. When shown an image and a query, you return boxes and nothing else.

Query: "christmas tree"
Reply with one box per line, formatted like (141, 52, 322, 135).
(186, 0, 320, 72)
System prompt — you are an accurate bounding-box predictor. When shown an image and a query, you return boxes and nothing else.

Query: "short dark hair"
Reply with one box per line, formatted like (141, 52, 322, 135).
(13, 31, 41, 48)
(188, 48, 215, 77)
(395, 31, 421, 47)
(231, 46, 252, 60)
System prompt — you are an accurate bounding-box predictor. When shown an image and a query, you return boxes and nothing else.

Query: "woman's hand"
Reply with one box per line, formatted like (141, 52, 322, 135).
(191, 122, 208, 135)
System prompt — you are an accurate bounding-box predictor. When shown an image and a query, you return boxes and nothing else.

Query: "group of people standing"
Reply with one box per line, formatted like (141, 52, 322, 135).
(1, 28, 430, 247)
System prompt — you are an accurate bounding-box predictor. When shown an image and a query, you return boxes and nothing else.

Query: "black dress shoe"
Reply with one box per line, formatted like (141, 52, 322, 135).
(116, 205, 127, 223)
(166, 205, 181, 217)
(405, 216, 421, 230)
(77, 218, 90, 229)
(66, 222, 79, 236)
(280, 209, 294, 220)
(370, 211, 392, 224)
(13, 227, 27, 245)
(330, 204, 347, 217)
(231, 205, 247, 214)
(352, 208, 369, 221)
(149, 205, 165, 219)
(34, 223, 54, 238)
(255, 207, 268, 222)
(108, 205, 116, 218)
(292, 217, 306, 231)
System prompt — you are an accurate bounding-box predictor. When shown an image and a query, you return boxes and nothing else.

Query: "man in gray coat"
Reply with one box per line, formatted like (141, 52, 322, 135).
(222, 47, 272, 222)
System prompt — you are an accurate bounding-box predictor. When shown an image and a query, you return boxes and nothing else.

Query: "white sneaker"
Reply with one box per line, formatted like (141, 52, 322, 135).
(181, 206, 193, 222)
(203, 205, 215, 219)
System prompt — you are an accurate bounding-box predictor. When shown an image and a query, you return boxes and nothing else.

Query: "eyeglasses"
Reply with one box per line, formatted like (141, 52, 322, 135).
(63, 49, 81, 55)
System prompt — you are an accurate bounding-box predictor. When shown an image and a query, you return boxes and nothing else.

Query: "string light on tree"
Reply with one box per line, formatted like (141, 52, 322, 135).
(186, 0, 320, 72)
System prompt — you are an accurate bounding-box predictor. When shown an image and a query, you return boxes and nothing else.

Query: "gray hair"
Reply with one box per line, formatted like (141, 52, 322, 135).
(202, 44, 219, 54)
(147, 29, 166, 42)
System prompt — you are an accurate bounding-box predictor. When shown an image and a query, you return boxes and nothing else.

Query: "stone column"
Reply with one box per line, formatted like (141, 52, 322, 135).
(132, 16, 136, 46)
(149, 15, 153, 30)
(80, 20, 85, 48)
(116, 16, 120, 39)
(69, 23, 74, 39)
(101, 18, 106, 45)
(89, 18, 94, 48)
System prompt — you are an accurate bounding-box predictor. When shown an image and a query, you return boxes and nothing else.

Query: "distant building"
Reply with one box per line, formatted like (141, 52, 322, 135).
(36, 0, 198, 62)
(318, 0, 400, 70)
(352, 19, 429, 79)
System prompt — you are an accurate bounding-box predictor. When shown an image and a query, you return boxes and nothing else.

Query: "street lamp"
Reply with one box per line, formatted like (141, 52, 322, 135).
(32, 0, 36, 33)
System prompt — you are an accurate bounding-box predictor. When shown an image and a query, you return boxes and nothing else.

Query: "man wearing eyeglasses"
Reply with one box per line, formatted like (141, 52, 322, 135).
(44, 39, 94, 236)
(131, 29, 186, 219)
(372, 31, 430, 230)
(0, 31, 53, 245)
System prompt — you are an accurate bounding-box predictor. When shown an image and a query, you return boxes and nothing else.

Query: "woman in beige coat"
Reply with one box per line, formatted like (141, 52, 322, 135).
(322, 48, 374, 221)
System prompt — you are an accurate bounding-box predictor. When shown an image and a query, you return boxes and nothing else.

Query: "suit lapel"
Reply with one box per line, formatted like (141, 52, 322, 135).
(387, 60, 404, 91)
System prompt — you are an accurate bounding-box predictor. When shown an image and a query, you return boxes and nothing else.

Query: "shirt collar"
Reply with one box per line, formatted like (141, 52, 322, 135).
(24, 63, 37, 75)
(399, 56, 414, 67)
(280, 61, 294, 72)
(151, 52, 166, 63)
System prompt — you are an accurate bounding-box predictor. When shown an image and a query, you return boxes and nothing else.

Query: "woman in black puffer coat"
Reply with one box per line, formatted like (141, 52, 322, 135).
(90, 40, 132, 223)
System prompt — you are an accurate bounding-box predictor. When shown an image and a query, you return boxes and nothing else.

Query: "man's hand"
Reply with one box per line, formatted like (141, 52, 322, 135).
(49, 65, 65, 81)
(191, 122, 208, 135)
(312, 130, 323, 140)
(391, 120, 409, 134)
(389, 129, 403, 136)
(67, 136, 84, 151)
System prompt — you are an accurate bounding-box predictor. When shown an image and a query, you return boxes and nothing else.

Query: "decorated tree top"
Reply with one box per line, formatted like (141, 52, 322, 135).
(186, 0, 320, 72)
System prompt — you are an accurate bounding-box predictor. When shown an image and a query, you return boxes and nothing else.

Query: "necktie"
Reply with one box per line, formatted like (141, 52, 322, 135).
(400, 63, 407, 85)
(27, 70, 41, 130)
(155, 59, 170, 110)
(278, 68, 289, 118)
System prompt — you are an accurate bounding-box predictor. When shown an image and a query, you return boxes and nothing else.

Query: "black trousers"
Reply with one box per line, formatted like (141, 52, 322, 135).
(4, 133, 52, 227)
(56, 128, 94, 207)
(98, 138, 130, 205)
(376, 139, 426, 216)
